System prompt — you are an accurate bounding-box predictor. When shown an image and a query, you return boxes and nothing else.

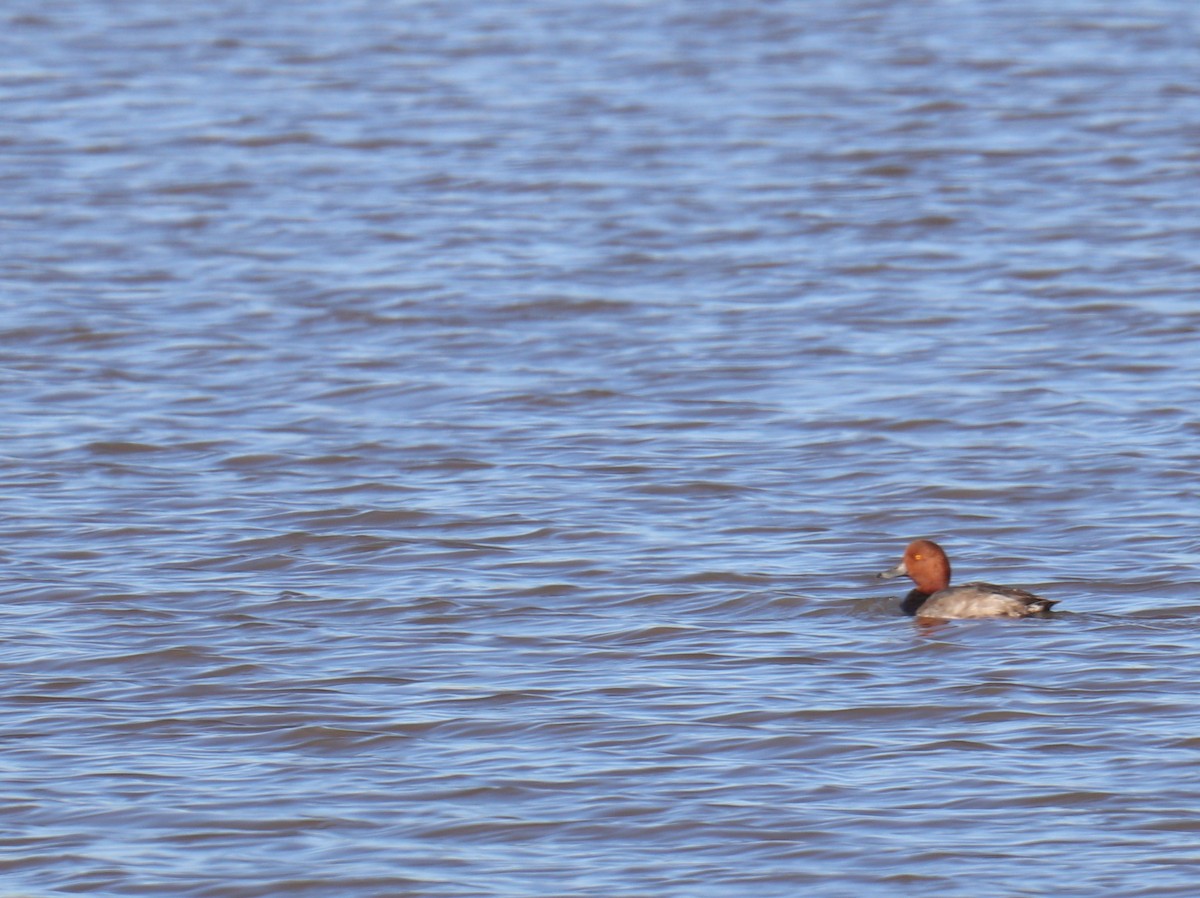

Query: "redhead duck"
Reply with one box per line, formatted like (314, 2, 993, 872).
(878, 538, 1055, 619)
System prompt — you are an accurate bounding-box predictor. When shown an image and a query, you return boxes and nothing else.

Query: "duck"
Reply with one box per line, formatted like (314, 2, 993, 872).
(878, 538, 1056, 619)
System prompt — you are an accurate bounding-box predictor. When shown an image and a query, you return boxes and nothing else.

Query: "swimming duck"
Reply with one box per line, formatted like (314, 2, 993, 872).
(878, 538, 1056, 619)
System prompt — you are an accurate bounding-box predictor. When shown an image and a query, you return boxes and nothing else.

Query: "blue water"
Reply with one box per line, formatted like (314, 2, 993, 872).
(3, 1, 1200, 895)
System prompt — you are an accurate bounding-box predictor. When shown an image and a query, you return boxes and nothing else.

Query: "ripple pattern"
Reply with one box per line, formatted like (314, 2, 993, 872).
(3, 1, 1200, 896)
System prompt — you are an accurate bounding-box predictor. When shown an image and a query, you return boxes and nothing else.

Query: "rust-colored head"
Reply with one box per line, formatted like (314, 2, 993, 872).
(878, 539, 951, 594)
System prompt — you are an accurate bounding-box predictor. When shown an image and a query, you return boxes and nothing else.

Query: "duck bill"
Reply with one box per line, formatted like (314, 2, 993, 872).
(877, 560, 907, 580)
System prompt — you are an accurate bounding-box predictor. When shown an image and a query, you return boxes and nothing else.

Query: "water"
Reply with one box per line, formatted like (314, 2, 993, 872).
(4, 1, 1200, 895)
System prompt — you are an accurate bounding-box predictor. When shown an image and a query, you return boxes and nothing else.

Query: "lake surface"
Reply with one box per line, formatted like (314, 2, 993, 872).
(4, 1, 1200, 895)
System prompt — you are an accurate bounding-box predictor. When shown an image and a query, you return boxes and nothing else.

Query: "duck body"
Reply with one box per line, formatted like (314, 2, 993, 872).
(879, 539, 1056, 620)
(900, 582, 1055, 619)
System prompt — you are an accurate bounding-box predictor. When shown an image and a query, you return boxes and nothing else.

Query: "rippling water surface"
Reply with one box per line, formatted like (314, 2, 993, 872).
(5, 1, 1200, 895)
